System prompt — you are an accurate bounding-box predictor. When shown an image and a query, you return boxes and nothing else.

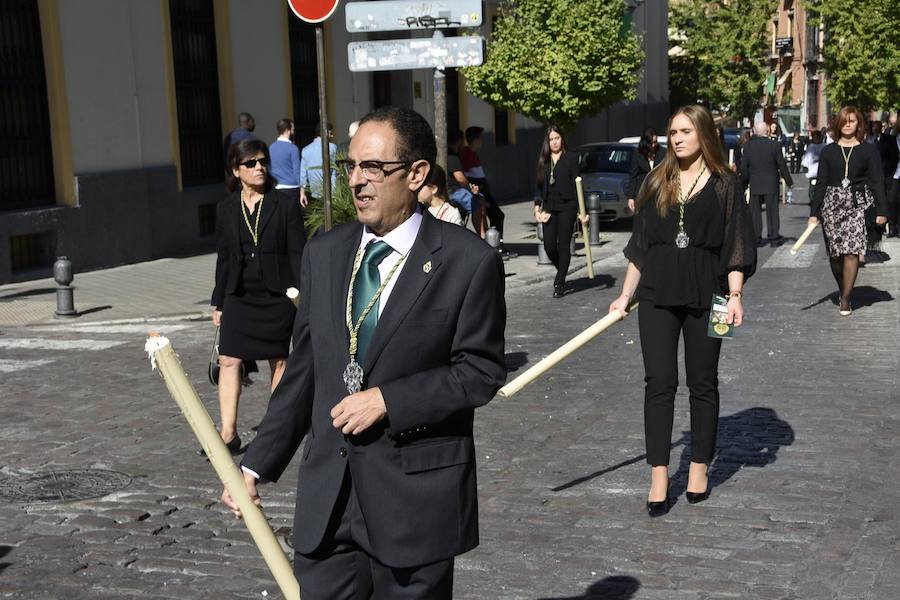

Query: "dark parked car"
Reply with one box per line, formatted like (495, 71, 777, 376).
(577, 142, 638, 223)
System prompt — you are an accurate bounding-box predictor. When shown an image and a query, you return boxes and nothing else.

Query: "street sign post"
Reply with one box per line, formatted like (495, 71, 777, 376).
(287, 0, 340, 23)
(346, 0, 482, 32)
(347, 36, 484, 72)
(286, 0, 339, 230)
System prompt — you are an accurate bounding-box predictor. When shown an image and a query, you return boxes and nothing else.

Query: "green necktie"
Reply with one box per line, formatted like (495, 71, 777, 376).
(352, 240, 393, 363)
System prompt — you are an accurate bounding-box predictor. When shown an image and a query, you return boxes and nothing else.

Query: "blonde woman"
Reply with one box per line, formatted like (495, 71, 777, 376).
(609, 105, 757, 517)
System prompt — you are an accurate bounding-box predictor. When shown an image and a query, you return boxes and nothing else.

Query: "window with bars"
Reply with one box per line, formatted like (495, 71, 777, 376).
(0, 0, 56, 211)
(169, 0, 223, 186)
(288, 16, 319, 148)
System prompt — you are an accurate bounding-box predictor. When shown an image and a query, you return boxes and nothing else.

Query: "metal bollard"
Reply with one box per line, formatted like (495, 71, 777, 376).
(485, 226, 500, 250)
(536, 223, 551, 265)
(586, 192, 602, 246)
(53, 256, 77, 318)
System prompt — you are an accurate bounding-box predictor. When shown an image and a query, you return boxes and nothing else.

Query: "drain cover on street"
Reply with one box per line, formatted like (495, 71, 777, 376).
(0, 469, 133, 503)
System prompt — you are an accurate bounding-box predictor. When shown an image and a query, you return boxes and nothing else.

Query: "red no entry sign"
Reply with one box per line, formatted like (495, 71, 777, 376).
(287, 0, 340, 23)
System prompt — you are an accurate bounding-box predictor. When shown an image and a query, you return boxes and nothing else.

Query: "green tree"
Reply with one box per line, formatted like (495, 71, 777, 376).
(812, 0, 900, 111)
(461, 0, 643, 129)
(670, 0, 777, 121)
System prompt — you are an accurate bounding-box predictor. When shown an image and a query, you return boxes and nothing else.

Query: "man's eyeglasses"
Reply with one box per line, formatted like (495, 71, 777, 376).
(239, 157, 269, 169)
(335, 159, 410, 182)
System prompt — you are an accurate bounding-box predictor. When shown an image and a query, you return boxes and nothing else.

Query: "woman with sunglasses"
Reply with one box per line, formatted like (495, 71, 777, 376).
(211, 139, 306, 453)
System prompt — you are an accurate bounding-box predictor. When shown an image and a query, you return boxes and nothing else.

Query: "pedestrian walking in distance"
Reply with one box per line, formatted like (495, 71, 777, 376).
(268, 118, 303, 204)
(418, 164, 464, 226)
(211, 139, 306, 453)
(609, 105, 757, 517)
(222, 106, 507, 599)
(809, 106, 888, 316)
(740, 121, 794, 246)
(534, 125, 588, 298)
(626, 128, 666, 214)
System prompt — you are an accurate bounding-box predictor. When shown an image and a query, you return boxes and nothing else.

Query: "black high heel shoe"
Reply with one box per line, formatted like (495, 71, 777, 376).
(646, 480, 671, 517)
(646, 497, 671, 517)
(685, 488, 710, 504)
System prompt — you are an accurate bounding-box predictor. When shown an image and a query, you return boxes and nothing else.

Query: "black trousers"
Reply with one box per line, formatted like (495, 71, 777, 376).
(638, 302, 722, 466)
(543, 203, 578, 288)
(888, 178, 900, 232)
(293, 467, 454, 600)
(749, 193, 780, 241)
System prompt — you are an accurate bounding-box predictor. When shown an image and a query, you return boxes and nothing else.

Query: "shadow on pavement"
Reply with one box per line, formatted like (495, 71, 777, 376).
(0, 287, 56, 301)
(801, 286, 893, 311)
(0, 544, 11, 575)
(670, 407, 795, 499)
(504, 242, 540, 257)
(537, 575, 640, 599)
(76, 305, 113, 317)
(505, 351, 529, 373)
(565, 274, 616, 296)
(551, 407, 794, 495)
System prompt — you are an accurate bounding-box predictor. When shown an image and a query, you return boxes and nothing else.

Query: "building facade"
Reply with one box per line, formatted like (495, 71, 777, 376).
(764, 0, 828, 134)
(0, 0, 668, 284)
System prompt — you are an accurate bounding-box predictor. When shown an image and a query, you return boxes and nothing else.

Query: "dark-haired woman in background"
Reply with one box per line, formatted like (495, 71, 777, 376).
(626, 128, 666, 213)
(211, 139, 306, 452)
(609, 105, 756, 517)
(534, 126, 586, 298)
(809, 105, 887, 316)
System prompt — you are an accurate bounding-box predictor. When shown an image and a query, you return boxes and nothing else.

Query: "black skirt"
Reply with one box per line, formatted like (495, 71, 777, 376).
(219, 258, 294, 360)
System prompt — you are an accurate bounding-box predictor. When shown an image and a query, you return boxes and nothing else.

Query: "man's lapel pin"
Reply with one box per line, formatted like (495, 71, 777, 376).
(422, 260, 432, 274)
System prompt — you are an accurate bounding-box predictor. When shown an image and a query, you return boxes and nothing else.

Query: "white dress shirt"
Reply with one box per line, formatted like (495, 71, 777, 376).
(356, 208, 423, 316)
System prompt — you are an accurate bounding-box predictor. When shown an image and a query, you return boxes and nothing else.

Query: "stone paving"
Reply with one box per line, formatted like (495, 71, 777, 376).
(1, 196, 899, 599)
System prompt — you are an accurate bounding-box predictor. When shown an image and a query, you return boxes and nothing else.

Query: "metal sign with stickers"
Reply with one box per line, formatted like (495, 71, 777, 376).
(345, 0, 482, 33)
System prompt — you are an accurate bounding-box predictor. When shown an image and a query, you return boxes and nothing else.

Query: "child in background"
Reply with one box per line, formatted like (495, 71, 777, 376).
(418, 164, 464, 226)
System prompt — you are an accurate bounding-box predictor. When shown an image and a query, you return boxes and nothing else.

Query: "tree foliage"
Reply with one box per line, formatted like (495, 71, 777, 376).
(670, 0, 777, 121)
(461, 0, 643, 129)
(812, 0, 900, 111)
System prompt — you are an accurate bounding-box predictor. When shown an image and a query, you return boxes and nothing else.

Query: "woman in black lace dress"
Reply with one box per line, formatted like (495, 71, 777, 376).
(809, 106, 888, 315)
(609, 105, 756, 517)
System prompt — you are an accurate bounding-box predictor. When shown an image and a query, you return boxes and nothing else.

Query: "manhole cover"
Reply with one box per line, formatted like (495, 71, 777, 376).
(0, 469, 133, 503)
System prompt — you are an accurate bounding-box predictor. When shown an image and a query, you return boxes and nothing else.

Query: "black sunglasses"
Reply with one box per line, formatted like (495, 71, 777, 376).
(239, 157, 269, 169)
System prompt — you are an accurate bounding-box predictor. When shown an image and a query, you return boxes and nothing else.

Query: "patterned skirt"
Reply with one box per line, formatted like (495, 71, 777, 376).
(820, 185, 874, 257)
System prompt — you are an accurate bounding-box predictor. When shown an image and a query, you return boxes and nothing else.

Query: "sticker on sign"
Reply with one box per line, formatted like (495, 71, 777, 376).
(287, 0, 340, 24)
(345, 0, 482, 33)
(347, 36, 484, 72)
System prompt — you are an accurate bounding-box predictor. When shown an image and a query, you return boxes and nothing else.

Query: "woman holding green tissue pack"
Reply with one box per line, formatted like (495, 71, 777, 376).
(609, 105, 757, 517)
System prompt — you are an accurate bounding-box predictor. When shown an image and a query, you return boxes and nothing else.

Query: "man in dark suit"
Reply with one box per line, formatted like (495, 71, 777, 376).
(740, 121, 794, 246)
(222, 106, 507, 599)
(876, 120, 900, 235)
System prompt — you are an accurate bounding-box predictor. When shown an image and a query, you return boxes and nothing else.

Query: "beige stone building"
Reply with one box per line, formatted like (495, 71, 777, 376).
(1, 0, 668, 283)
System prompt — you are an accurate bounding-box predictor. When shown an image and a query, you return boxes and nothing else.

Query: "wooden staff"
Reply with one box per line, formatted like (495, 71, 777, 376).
(790, 223, 818, 254)
(286, 287, 300, 308)
(574, 177, 595, 279)
(144, 335, 300, 600)
(497, 301, 638, 398)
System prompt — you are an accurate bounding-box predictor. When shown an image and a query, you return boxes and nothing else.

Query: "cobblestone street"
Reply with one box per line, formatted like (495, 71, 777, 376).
(1, 203, 898, 599)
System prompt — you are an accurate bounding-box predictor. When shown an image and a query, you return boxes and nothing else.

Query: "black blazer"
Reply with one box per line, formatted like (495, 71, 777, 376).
(211, 190, 305, 309)
(536, 150, 580, 211)
(242, 213, 507, 568)
(626, 146, 666, 199)
(739, 136, 793, 195)
(877, 133, 899, 180)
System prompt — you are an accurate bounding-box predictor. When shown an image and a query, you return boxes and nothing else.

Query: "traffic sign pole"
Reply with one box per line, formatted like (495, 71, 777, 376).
(316, 26, 332, 232)
(286, 0, 339, 231)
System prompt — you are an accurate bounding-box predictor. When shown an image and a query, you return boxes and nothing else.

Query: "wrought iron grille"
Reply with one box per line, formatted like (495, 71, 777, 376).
(0, 0, 55, 210)
(288, 16, 319, 147)
(169, 0, 223, 186)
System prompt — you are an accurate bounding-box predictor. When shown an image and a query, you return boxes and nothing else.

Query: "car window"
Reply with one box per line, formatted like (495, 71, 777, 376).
(579, 147, 632, 174)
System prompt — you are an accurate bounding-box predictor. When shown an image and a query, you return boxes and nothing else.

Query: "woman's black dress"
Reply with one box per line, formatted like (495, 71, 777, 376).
(219, 202, 295, 359)
(625, 174, 757, 307)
